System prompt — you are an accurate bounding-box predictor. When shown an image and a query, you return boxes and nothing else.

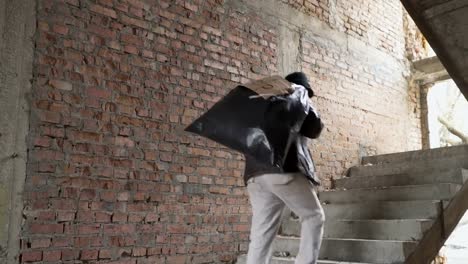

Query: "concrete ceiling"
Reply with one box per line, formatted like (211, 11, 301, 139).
(401, 0, 468, 100)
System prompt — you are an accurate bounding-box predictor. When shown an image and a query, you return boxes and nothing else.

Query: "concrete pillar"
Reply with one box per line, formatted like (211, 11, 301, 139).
(420, 84, 433, 150)
(0, 0, 36, 262)
(278, 24, 301, 76)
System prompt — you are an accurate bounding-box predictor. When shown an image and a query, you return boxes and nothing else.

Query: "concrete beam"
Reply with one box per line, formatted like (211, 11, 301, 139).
(0, 0, 36, 262)
(413, 56, 450, 84)
(414, 56, 446, 74)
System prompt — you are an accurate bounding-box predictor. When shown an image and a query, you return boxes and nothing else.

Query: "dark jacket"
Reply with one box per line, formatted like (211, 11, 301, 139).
(244, 108, 324, 185)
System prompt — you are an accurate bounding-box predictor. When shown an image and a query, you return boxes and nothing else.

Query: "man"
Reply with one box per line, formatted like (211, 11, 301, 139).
(245, 72, 325, 264)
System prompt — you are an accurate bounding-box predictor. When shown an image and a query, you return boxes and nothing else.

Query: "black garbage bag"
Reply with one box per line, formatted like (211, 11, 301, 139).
(185, 76, 310, 168)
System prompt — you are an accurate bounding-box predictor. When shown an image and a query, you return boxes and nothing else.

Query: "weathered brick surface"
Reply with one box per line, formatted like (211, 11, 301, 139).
(282, 0, 410, 59)
(300, 32, 422, 186)
(21, 0, 421, 263)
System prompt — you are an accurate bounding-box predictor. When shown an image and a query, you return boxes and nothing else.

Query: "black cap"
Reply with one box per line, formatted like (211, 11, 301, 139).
(285, 72, 314, 97)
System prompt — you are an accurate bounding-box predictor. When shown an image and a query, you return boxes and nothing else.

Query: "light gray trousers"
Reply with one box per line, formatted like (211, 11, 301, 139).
(246, 173, 325, 264)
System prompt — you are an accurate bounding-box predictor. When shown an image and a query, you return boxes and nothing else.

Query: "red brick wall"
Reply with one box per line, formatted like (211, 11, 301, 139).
(21, 0, 421, 263)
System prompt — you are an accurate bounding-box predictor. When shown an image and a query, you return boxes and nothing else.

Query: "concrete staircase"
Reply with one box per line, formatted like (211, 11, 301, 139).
(236, 145, 468, 264)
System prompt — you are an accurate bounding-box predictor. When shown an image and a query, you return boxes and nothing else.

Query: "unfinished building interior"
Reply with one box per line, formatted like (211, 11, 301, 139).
(1, 0, 467, 263)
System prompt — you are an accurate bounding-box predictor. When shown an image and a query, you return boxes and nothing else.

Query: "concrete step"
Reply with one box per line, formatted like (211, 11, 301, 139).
(322, 200, 447, 220)
(320, 183, 460, 204)
(349, 156, 468, 178)
(361, 145, 468, 165)
(236, 254, 375, 264)
(322, 200, 446, 220)
(281, 219, 433, 240)
(335, 169, 468, 190)
(273, 236, 416, 263)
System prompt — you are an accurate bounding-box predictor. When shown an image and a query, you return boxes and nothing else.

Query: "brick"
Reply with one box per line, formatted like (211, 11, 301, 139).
(52, 237, 71, 247)
(147, 247, 162, 256)
(144, 212, 159, 223)
(88, 24, 116, 39)
(96, 211, 112, 222)
(30, 238, 51, 249)
(110, 236, 133, 247)
(99, 249, 113, 259)
(49, 79, 72, 91)
(129, 6, 143, 17)
(202, 25, 222, 36)
(124, 45, 138, 54)
(75, 237, 91, 248)
(90, 4, 117, 18)
(34, 149, 63, 161)
(57, 211, 76, 222)
(98, 0, 113, 6)
(121, 15, 149, 29)
(132, 247, 146, 257)
(78, 224, 100, 234)
(41, 126, 64, 138)
(80, 249, 98, 260)
(79, 188, 97, 200)
(166, 256, 186, 264)
(52, 25, 69, 35)
(43, 250, 61, 261)
(21, 251, 42, 262)
(127, 0, 149, 10)
(121, 33, 143, 45)
(127, 203, 152, 212)
(36, 210, 55, 221)
(29, 224, 64, 234)
(128, 213, 145, 223)
(61, 249, 78, 261)
(100, 190, 116, 202)
(103, 224, 135, 234)
(204, 59, 225, 70)
(68, 130, 102, 143)
(65, 0, 79, 6)
(136, 107, 150, 117)
(167, 224, 191, 234)
(37, 110, 61, 124)
(86, 87, 111, 99)
(117, 192, 130, 201)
